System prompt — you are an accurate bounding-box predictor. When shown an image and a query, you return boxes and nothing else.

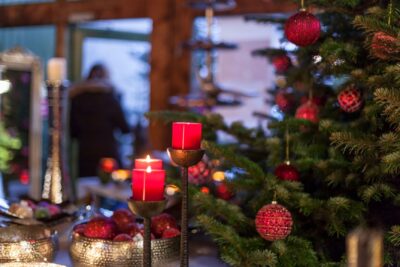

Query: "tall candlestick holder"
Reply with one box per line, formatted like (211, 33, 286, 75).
(128, 199, 167, 267)
(167, 148, 205, 267)
(42, 80, 70, 204)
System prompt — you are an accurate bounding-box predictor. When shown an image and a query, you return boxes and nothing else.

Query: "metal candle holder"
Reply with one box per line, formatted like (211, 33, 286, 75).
(42, 80, 70, 204)
(127, 199, 167, 267)
(167, 148, 205, 267)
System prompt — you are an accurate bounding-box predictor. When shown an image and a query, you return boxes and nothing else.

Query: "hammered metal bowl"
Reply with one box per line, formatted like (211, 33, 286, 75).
(0, 225, 58, 263)
(69, 234, 179, 267)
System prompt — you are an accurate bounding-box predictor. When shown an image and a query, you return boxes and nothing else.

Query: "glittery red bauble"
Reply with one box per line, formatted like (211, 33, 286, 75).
(371, 32, 399, 60)
(151, 213, 178, 238)
(274, 162, 300, 181)
(275, 88, 295, 113)
(112, 209, 136, 232)
(295, 101, 319, 123)
(255, 202, 293, 241)
(84, 217, 117, 240)
(188, 159, 211, 185)
(273, 55, 292, 73)
(216, 183, 233, 200)
(284, 11, 321, 47)
(337, 86, 362, 113)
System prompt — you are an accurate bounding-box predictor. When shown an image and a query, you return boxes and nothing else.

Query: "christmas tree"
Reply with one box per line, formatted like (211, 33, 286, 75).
(149, 0, 400, 266)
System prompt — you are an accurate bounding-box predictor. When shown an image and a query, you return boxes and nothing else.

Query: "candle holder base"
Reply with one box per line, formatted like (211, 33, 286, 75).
(127, 199, 167, 267)
(168, 148, 205, 167)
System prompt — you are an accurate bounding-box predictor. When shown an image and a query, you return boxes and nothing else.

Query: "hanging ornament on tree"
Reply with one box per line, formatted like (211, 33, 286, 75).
(370, 31, 399, 60)
(273, 55, 292, 74)
(255, 201, 293, 241)
(188, 157, 211, 185)
(215, 182, 233, 201)
(284, 3, 321, 47)
(275, 162, 300, 181)
(275, 88, 295, 113)
(295, 100, 319, 123)
(337, 85, 363, 113)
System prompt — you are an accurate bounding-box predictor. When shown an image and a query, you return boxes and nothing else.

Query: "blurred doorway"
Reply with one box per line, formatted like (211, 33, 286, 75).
(69, 18, 152, 170)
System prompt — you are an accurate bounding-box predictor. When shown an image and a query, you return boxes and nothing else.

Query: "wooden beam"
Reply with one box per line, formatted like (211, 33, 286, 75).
(0, 0, 148, 27)
(148, 0, 176, 150)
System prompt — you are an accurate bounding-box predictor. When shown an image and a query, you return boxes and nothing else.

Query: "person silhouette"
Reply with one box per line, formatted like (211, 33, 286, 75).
(69, 63, 130, 177)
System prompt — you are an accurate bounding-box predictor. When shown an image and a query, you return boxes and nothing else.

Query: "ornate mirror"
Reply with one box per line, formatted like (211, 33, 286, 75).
(0, 47, 44, 200)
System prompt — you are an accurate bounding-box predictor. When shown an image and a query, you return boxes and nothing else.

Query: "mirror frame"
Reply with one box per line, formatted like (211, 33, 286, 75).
(0, 47, 43, 200)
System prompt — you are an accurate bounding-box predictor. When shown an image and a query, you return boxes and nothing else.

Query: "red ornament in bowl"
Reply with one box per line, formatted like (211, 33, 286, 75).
(151, 213, 178, 237)
(285, 11, 321, 47)
(84, 217, 117, 239)
(112, 209, 136, 232)
(274, 162, 300, 181)
(255, 202, 293, 241)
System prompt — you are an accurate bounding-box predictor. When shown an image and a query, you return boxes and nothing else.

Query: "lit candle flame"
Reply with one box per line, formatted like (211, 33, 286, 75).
(146, 166, 152, 173)
(146, 155, 151, 162)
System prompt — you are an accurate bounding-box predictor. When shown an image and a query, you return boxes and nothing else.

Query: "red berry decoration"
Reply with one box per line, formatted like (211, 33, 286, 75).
(99, 158, 117, 173)
(188, 159, 211, 185)
(295, 100, 319, 123)
(84, 217, 117, 239)
(162, 228, 181, 239)
(371, 32, 400, 60)
(255, 202, 293, 241)
(113, 233, 132, 242)
(151, 213, 178, 237)
(216, 182, 233, 200)
(275, 88, 295, 113)
(112, 209, 136, 232)
(284, 11, 321, 47)
(337, 86, 363, 113)
(273, 55, 292, 74)
(274, 162, 300, 181)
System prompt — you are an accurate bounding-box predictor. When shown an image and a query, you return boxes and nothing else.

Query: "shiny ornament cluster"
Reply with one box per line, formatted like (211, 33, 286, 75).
(188, 159, 211, 185)
(255, 202, 293, 241)
(284, 11, 321, 47)
(73, 209, 180, 242)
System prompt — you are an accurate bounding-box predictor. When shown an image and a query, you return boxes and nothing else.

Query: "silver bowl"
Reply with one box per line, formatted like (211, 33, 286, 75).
(69, 234, 179, 267)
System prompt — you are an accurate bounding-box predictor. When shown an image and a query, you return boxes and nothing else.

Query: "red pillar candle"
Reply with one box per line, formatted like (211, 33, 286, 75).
(135, 155, 163, 170)
(172, 122, 202, 150)
(132, 166, 165, 201)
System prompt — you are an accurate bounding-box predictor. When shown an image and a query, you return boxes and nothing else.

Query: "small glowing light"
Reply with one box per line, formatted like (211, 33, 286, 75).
(313, 55, 322, 64)
(111, 169, 130, 181)
(0, 80, 11, 94)
(165, 184, 180, 196)
(146, 155, 151, 162)
(212, 171, 225, 182)
(146, 166, 152, 173)
(200, 187, 210, 194)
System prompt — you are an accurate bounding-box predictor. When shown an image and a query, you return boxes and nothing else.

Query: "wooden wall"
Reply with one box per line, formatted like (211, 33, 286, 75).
(0, 0, 297, 149)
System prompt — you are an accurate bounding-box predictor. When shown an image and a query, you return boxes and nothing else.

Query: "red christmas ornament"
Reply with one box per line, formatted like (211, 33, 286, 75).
(113, 233, 133, 242)
(200, 186, 210, 194)
(273, 55, 292, 73)
(216, 182, 233, 200)
(151, 213, 178, 237)
(124, 223, 141, 236)
(84, 217, 117, 240)
(284, 11, 321, 47)
(255, 202, 293, 241)
(162, 228, 181, 239)
(274, 162, 300, 181)
(371, 32, 399, 60)
(275, 88, 295, 113)
(112, 209, 136, 232)
(337, 86, 363, 113)
(295, 100, 319, 123)
(188, 159, 211, 185)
